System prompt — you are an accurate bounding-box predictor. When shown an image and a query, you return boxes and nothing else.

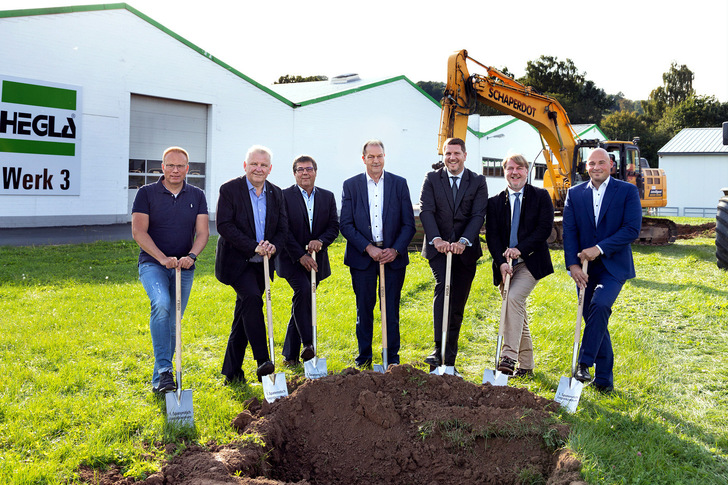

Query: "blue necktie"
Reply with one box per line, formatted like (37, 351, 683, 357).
(509, 193, 521, 248)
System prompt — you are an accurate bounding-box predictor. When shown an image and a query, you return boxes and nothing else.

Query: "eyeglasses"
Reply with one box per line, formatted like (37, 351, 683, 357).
(295, 167, 316, 173)
(164, 164, 187, 171)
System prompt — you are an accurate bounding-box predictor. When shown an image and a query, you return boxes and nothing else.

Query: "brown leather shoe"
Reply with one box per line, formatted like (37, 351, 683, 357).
(497, 356, 516, 375)
(301, 345, 315, 362)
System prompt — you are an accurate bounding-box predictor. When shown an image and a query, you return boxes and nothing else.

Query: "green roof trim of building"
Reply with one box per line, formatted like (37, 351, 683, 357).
(0, 3, 297, 107)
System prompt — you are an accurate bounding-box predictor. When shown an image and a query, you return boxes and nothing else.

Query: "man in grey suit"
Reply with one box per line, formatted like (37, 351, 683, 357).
(419, 137, 488, 370)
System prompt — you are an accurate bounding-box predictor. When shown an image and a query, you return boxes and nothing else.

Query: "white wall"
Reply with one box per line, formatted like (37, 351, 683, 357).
(270, 80, 444, 207)
(0, 8, 291, 227)
(658, 154, 728, 215)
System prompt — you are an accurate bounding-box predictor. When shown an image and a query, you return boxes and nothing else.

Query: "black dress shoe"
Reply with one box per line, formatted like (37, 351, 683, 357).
(301, 345, 315, 362)
(256, 361, 275, 381)
(224, 372, 246, 385)
(514, 368, 534, 378)
(574, 364, 592, 383)
(593, 383, 614, 394)
(423, 349, 442, 366)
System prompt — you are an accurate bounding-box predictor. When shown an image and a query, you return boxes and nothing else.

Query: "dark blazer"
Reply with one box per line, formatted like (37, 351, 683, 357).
(486, 183, 554, 285)
(563, 178, 642, 282)
(214, 176, 288, 285)
(339, 171, 415, 271)
(419, 167, 487, 265)
(275, 184, 339, 282)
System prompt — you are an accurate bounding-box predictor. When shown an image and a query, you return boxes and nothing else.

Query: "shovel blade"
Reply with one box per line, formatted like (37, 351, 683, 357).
(430, 365, 456, 376)
(304, 357, 327, 379)
(372, 364, 386, 374)
(165, 389, 194, 427)
(555, 377, 584, 413)
(482, 369, 509, 386)
(262, 372, 289, 403)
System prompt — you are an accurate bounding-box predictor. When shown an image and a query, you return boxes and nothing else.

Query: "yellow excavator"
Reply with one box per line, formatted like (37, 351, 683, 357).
(438, 49, 676, 245)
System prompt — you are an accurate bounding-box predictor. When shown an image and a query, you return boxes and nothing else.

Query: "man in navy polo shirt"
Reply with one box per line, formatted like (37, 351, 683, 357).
(132, 146, 209, 393)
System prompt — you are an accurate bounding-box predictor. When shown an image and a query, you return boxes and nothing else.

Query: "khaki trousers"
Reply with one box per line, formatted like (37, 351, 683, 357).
(501, 262, 538, 369)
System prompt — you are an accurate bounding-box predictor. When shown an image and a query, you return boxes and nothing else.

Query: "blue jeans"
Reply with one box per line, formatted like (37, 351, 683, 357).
(139, 262, 194, 387)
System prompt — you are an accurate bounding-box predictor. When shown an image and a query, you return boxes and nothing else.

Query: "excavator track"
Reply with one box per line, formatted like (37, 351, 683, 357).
(635, 217, 678, 246)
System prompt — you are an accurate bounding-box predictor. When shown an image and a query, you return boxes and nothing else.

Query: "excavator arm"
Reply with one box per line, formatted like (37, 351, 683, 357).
(438, 49, 578, 207)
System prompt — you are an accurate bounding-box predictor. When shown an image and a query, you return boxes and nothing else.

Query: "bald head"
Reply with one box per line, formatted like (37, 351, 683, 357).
(586, 148, 613, 188)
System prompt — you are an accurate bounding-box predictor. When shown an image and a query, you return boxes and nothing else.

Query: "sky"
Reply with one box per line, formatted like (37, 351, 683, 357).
(2, 0, 727, 102)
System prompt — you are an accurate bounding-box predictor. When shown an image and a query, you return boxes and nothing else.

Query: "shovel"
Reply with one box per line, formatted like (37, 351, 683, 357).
(165, 266, 194, 427)
(373, 262, 389, 373)
(261, 254, 289, 403)
(555, 260, 588, 413)
(482, 259, 512, 386)
(304, 250, 327, 379)
(431, 251, 456, 376)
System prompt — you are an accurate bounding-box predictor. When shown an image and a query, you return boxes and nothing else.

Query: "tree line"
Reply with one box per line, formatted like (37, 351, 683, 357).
(417, 57, 728, 165)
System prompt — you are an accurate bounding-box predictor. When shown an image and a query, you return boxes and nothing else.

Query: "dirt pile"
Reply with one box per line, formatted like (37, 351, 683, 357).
(127, 365, 582, 485)
(676, 222, 715, 239)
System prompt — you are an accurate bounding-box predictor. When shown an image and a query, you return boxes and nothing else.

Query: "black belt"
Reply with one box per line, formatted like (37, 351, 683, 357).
(372, 241, 384, 247)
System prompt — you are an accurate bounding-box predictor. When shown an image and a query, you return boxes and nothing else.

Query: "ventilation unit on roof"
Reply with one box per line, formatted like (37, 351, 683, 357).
(330, 73, 360, 84)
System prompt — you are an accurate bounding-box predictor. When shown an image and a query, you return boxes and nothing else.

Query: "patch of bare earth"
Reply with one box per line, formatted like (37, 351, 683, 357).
(676, 222, 715, 239)
(82, 365, 584, 484)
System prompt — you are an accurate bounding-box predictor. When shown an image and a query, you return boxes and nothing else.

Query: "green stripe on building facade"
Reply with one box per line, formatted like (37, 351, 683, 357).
(0, 138, 75, 156)
(2, 80, 77, 110)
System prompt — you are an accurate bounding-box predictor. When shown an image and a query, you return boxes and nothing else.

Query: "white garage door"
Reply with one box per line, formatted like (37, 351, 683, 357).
(127, 94, 208, 215)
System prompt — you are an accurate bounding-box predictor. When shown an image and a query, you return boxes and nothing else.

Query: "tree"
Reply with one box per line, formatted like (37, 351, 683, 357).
(275, 74, 328, 84)
(416, 81, 445, 102)
(642, 63, 695, 122)
(519, 56, 611, 123)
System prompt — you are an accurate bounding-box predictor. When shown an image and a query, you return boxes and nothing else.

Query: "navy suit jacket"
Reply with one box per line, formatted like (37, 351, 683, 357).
(214, 176, 288, 286)
(563, 177, 642, 282)
(339, 171, 415, 271)
(486, 183, 554, 285)
(419, 167, 487, 265)
(275, 184, 339, 282)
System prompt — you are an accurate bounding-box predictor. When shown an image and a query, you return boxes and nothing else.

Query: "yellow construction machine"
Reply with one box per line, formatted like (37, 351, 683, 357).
(439, 49, 676, 245)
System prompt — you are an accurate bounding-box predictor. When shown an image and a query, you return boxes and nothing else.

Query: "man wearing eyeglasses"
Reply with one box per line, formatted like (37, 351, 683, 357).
(132, 146, 210, 394)
(275, 155, 340, 366)
(340, 140, 416, 368)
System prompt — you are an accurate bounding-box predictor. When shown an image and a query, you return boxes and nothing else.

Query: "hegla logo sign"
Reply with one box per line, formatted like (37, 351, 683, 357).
(0, 76, 82, 195)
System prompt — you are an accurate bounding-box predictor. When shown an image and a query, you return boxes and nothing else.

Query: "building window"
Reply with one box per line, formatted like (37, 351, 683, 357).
(482, 157, 503, 177)
(128, 159, 206, 190)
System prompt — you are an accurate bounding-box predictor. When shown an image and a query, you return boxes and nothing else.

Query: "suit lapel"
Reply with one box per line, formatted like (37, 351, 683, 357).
(383, 172, 393, 226)
(597, 180, 617, 227)
(440, 170, 455, 211)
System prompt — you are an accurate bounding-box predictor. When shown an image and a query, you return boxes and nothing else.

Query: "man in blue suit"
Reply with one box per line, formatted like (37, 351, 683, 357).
(340, 140, 416, 368)
(275, 155, 339, 366)
(563, 147, 642, 393)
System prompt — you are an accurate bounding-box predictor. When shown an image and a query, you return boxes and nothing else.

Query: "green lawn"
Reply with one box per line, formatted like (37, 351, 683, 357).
(0, 233, 727, 483)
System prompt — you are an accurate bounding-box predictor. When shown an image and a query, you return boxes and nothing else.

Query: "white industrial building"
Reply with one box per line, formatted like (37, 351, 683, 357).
(658, 127, 728, 217)
(0, 3, 454, 228)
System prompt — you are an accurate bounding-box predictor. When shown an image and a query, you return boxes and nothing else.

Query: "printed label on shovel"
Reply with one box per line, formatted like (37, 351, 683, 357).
(304, 357, 327, 379)
(262, 373, 289, 403)
(165, 390, 194, 427)
(555, 377, 583, 413)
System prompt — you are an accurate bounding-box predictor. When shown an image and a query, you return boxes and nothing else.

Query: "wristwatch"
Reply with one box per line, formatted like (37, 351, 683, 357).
(458, 237, 470, 247)
(187, 252, 197, 261)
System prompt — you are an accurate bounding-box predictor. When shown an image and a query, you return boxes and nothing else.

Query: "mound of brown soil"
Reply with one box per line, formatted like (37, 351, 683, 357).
(676, 222, 715, 239)
(130, 365, 582, 485)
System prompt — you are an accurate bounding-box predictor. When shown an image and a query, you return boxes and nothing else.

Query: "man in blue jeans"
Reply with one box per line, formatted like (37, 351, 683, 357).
(132, 146, 209, 393)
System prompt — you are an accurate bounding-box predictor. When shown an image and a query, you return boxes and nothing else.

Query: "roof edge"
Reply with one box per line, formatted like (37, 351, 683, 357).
(0, 3, 296, 107)
(294, 75, 442, 108)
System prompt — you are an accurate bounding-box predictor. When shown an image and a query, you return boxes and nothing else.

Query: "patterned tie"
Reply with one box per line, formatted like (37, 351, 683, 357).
(509, 192, 521, 248)
(451, 176, 459, 202)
